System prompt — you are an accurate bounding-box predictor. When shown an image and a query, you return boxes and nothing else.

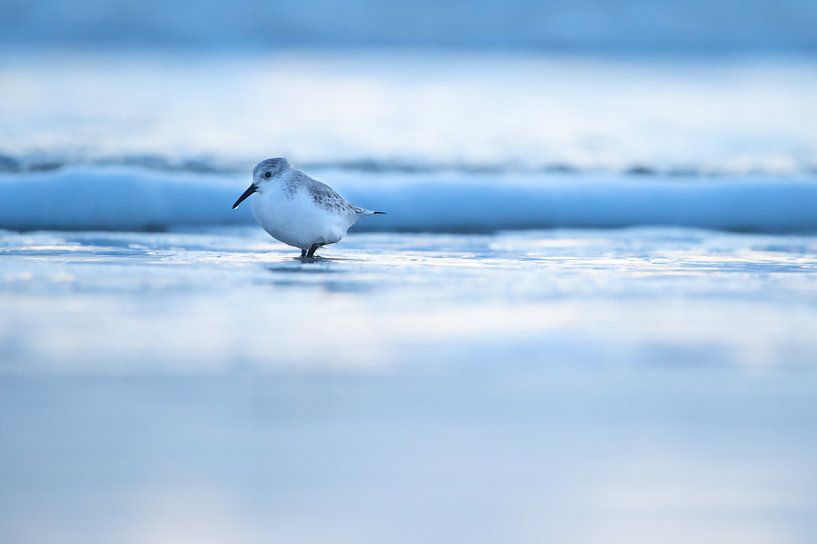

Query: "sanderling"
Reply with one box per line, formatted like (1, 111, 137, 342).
(232, 158, 384, 258)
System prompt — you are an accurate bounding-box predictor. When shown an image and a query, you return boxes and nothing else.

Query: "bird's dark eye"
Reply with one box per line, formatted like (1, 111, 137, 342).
(264, 172, 271, 178)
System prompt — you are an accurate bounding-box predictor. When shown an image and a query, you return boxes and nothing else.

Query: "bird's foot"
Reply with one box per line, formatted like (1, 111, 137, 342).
(305, 243, 321, 259)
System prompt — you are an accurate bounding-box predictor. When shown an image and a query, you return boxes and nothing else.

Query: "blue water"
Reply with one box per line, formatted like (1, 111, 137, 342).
(1, 51, 816, 233)
(3, 228, 817, 371)
(3, 166, 817, 232)
(2, 0, 817, 51)
(2, 46, 817, 543)
(2, 228, 817, 543)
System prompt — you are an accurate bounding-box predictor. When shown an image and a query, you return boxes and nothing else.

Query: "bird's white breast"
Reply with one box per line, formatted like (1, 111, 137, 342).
(250, 177, 357, 250)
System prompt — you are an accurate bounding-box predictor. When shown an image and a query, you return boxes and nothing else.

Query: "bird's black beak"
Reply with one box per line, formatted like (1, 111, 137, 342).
(232, 184, 257, 209)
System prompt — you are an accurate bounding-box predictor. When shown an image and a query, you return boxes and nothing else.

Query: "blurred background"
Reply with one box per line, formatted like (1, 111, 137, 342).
(2, 0, 817, 51)
(2, 0, 817, 168)
(2, 2, 817, 544)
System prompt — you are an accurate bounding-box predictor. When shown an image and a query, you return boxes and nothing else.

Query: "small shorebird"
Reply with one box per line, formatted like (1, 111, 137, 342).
(232, 158, 384, 258)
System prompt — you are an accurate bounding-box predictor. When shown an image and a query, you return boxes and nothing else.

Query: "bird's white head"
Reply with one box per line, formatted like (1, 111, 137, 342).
(232, 157, 291, 209)
(253, 157, 290, 184)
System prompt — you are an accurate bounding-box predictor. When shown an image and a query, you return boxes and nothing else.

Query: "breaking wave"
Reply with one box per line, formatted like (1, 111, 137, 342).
(1, 166, 816, 233)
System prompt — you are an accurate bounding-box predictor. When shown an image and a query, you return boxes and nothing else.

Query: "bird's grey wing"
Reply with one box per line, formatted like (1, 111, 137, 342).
(297, 171, 362, 214)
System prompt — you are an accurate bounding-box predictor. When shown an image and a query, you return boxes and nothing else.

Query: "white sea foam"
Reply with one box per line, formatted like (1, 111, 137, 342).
(2, 52, 816, 176)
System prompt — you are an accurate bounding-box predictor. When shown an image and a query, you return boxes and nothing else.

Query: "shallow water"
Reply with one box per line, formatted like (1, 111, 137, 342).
(2, 228, 817, 543)
(3, 227, 817, 371)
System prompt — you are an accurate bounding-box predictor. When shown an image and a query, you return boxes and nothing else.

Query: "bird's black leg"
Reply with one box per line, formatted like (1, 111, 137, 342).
(300, 249, 307, 259)
(306, 243, 320, 258)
